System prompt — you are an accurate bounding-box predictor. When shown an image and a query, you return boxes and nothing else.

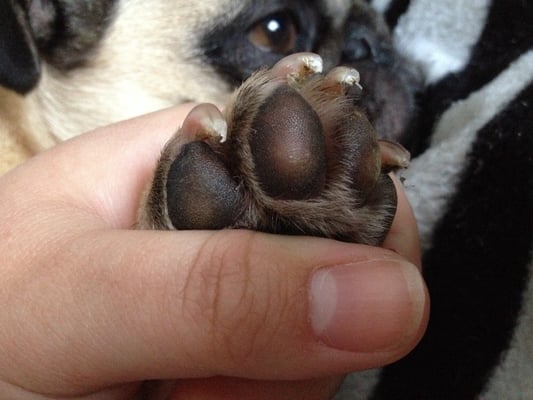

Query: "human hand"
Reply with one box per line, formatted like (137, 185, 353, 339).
(0, 105, 428, 399)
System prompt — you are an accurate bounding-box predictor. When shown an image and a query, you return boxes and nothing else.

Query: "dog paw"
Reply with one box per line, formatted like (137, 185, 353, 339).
(138, 53, 409, 245)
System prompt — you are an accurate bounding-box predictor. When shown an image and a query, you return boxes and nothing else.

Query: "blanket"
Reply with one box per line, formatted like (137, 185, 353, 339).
(337, 0, 533, 398)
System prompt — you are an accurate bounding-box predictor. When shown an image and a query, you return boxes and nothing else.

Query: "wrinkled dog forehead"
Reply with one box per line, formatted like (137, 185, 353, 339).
(75, 0, 353, 79)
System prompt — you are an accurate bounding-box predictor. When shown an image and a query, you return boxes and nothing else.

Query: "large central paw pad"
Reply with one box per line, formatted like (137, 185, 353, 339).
(139, 53, 409, 245)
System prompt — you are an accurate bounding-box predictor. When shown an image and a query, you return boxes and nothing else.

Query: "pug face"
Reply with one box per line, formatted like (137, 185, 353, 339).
(0, 0, 420, 149)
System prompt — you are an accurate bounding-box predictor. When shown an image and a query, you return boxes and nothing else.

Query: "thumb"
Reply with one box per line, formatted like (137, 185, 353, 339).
(12, 228, 427, 393)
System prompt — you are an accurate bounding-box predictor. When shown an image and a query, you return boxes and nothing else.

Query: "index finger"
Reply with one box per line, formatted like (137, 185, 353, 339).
(382, 174, 422, 269)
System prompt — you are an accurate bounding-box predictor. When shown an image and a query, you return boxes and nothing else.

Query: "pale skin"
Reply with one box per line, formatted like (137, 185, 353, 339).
(0, 104, 429, 400)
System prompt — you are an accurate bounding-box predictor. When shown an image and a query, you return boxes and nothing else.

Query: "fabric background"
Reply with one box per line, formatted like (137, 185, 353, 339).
(336, 1, 533, 398)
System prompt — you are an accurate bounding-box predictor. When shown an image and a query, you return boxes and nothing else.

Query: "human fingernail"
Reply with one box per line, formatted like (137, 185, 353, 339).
(309, 259, 425, 352)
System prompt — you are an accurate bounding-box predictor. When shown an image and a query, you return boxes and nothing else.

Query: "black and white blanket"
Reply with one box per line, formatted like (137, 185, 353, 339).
(337, 0, 533, 398)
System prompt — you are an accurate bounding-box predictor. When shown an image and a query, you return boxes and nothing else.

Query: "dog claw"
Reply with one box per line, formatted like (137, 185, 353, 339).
(181, 103, 227, 143)
(325, 66, 363, 93)
(312, 66, 364, 100)
(378, 139, 411, 170)
(270, 52, 323, 82)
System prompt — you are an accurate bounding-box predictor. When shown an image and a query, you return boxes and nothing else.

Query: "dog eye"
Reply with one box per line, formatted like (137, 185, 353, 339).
(248, 12, 297, 54)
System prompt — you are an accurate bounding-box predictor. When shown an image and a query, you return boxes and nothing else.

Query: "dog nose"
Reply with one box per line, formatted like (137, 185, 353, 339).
(342, 24, 394, 66)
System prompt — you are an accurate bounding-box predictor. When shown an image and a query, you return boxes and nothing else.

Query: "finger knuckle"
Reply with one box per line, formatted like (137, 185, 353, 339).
(182, 231, 290, 367)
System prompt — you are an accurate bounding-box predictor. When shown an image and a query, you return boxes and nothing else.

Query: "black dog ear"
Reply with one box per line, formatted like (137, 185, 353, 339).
(0, 0, 40, 94)
(0, 0, 58, 94)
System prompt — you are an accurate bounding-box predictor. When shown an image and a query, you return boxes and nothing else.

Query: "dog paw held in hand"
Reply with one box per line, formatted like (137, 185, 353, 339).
(139, 53, 410, 245)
